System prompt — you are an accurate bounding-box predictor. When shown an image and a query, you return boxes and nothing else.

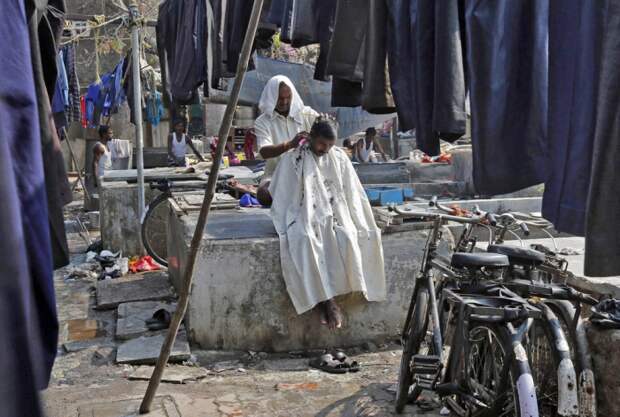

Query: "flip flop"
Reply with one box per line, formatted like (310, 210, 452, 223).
(332, 351, 360, 373)
(145, 308, 172, 331)
(309, 354, 347, 374)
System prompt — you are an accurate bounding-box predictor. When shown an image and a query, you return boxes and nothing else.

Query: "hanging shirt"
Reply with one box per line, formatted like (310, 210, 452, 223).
(1, 1, 57, 414)
(51, 50, 68, 114)
(171, 133, 188, 158)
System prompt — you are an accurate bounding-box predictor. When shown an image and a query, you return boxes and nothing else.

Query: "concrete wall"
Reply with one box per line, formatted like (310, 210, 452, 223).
(168, 208, 453, 352)
(100, 182, 165, 257)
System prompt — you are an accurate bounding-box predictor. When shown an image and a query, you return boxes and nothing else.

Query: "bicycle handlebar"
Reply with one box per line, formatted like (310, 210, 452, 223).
(390, 205, 487, 225)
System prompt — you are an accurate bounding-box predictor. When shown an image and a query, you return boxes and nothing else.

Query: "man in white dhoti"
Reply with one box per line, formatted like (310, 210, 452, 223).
(269, 117, 387, 330)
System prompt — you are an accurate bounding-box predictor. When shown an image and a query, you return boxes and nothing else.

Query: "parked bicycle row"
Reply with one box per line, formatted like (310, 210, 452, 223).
(392, 198, 604, 417)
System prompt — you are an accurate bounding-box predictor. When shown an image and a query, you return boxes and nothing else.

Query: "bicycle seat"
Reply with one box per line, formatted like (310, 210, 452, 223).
(487, 244, 546, 266)
(451, 252, 510, 269)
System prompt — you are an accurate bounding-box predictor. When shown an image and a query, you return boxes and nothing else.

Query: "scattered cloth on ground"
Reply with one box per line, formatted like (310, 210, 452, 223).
(239, 193, 261, 208)
(129, 256, 161, 274)
(591, 298, 620, 329)
(269, 145, 386, 314)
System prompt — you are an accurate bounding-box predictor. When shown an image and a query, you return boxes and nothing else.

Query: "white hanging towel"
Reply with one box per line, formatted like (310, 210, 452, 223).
(269, 144, 386, 314)
(109, 139, 132, 159)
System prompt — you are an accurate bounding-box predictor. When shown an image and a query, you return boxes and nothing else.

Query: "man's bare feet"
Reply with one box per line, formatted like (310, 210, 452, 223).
(325, 299, 343, 330)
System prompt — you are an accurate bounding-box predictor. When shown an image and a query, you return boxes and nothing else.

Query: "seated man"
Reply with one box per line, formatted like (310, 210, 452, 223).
(167, 119, 205, 167)
(353, 127, 389, 163)
(269, 117, 387, 329)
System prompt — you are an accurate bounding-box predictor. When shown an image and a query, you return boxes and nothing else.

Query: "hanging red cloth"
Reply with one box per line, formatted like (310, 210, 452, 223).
(80, 96, 87, 128)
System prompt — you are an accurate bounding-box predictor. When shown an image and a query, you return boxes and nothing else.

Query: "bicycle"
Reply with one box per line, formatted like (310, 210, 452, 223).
(416, 199, 598, 417)
(392, 206, 543, 416)
(480, 211, 599, 417)
(141, 175, 236, 267)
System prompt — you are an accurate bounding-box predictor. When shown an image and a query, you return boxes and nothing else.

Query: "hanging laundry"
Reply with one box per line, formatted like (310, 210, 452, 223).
(1, 1, 63, 415)
(84, 58, 126, 127)
(313, 0, 337, 81)
(465, 0, 550, 195)
(51, 50, 68, 114)
(157, 0, 209, 105)
(63, 44, 81, 124)
(585, 0, 620, 277)
(85, 80, 102, 127)
(221, 0, 274, 76)
(326, 0, 367, 83)
(146, 91, 164, 126)
(386, 0, 466, 156)
(80, 95, 87, 128)
(280, 0, 318, 47)
(362, 0, 395, 114)
(543, 0, 602, 236)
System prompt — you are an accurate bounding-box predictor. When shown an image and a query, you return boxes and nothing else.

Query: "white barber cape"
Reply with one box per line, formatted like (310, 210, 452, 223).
(269, 144, 386, 314)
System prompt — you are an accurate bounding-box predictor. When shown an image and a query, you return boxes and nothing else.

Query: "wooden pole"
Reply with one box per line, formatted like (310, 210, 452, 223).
(139, 0, 264, 412)
(64, 135, 91, 203)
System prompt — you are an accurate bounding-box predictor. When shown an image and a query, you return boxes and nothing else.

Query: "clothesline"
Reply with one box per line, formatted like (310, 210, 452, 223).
(60, 14, 127, 45)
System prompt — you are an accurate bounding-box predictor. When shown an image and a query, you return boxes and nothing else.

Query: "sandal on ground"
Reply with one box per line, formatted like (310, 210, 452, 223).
(145, 308, 172, 331)
(309, 354, 348, 374)
(332, 351, 360, 373)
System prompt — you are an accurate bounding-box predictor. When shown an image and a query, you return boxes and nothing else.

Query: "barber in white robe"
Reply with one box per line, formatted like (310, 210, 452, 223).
(254, 75, 319, 206)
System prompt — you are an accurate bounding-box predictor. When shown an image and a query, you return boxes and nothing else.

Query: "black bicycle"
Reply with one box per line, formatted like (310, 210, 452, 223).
(394, 199, 598, 417)
(393, 207, 542, 416)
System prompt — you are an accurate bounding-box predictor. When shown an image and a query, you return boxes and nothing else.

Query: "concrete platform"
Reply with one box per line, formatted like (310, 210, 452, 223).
(168, 204, 452, 352)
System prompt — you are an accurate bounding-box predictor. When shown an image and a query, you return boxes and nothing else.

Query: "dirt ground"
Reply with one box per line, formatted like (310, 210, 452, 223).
(42, 231, 440, 417)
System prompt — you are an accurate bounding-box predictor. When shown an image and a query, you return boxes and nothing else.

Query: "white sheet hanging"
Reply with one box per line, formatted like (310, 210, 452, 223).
(269, 145, 386, 314)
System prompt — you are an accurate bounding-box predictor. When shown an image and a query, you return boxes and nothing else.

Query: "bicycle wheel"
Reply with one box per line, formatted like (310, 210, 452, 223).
(141, 192, 170, 267)
(395, 284, 430, 414)
(463, 324, 539, 417)
(527, 319, 562, 417)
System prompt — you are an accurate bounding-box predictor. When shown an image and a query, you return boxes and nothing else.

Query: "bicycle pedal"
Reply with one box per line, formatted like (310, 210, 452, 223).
(411, 354, 442, 374)
(414, 375, 436, 390)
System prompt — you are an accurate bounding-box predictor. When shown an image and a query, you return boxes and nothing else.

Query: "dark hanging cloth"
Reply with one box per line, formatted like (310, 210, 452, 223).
(1, 1, 60, 415)
(222, 0, 274, 75)
(585, 0, 620, 277)
(210, 0, 229, 88)
(156, 0, 208, 105)
(281, 0, 318, 47)
(325, 0, 368, 82)
(464, 0, 550, 195)
(392, 0, 466, 155)
(331, 78, 363, 107)
(543, 0, 602, 236)
(313, 0, 337, 81)
(266, 0, 286, 25)
(225, 0, 252, 74)
(63, 44, 81, 124)
(28, 0, 71, 272)
(362, 0, 396, 114)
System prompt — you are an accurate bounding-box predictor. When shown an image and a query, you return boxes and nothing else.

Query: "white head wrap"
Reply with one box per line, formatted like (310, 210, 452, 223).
(258, 75, 305, 123)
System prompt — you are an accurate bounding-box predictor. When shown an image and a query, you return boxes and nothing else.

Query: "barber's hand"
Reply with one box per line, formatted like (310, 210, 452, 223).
(289, 131, 309, 149)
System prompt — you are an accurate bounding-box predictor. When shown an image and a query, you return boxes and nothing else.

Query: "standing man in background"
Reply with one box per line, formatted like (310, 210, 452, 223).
(93, 125, 113, 187)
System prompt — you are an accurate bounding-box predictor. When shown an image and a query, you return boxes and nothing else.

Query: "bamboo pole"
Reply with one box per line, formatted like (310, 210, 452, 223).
(139, 0, 264, 412)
